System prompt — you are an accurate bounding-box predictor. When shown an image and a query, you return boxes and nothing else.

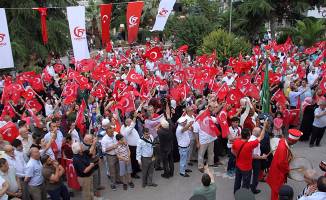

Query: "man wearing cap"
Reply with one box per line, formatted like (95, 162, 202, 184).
(266, 129, 303, 200)
(309, 99, 326, 147)
(176, 116, 193, 177)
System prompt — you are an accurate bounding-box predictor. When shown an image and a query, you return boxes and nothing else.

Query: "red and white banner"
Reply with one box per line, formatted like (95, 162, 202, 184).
(0, 8, 14, 69)
(67, 6, 90, 61)
(100, 4, 112, 47)
(126, 1, 144, 44)
(151, 0, 176, 31)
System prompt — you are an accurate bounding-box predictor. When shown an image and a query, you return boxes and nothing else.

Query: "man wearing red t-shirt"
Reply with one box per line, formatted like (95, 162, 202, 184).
(232, 120, 267, 194)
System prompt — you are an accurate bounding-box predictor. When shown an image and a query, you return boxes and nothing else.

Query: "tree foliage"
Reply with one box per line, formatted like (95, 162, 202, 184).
(279, 18, 326, 47)
(165, 15, 214, 56)
(201, 29, 252, 62)
(0, 0, 76, 69)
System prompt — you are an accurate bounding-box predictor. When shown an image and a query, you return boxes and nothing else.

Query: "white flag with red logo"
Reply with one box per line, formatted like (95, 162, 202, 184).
(0, 9, 14, 68)
(67, 6, 90, 61)
(151, 0, 176, 31)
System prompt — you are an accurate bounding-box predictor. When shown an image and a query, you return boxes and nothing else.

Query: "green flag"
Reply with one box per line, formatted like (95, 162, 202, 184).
(261, 63, 270, 113)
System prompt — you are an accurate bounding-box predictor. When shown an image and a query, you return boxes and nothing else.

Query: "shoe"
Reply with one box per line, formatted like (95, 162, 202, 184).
(147, 183, 158, 187)
(131, 174, 140, 179)
(198, 168, 204, 173)
(155, 167, 163, 171)
(188, 162, 193, 166)
(316, 144, 320, 147)
(180, 173, 190, 177)
(161, 173, 169, 179)
(97, 186, 105, 190)
(107, 175, 111, 179)
(252, 189, 261, 194)
(129, 182, 135, 188)
(111, 184, 116, 191)
(123, 184, 128, 190)
(116, 180, 123, 185)
(185, 169, 192, 173)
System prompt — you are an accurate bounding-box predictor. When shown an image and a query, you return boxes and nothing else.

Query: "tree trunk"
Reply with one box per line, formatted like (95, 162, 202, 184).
(270, 17, 276, 40)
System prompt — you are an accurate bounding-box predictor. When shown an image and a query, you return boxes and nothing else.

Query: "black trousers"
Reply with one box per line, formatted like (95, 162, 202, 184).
(251, 159, 261, 191)
(129, 145, 141, 175)
(234, 167, 252, 194)
(161, 150, 174, 176)
(310, 126, 325, 146)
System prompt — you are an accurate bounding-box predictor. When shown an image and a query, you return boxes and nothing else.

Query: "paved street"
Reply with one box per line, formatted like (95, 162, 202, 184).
(72, 137, 326, 200)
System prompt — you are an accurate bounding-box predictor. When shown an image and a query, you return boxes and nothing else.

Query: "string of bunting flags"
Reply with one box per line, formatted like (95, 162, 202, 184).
(0, 0, 176, 68)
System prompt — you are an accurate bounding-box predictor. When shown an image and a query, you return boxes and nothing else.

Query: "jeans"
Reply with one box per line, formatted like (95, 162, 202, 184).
(178, 146, 189, 174)
(227, 148, 236, 172)
(234, 167, 252, 194)
(47, 184, 70, 200)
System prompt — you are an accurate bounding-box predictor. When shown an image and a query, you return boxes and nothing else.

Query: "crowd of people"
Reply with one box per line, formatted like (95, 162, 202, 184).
(0, 36, 325, 200)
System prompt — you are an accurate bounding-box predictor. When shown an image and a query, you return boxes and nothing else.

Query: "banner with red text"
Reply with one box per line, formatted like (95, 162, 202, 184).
(151, 0, 176, 31)
(100, 4, 112, 47)
(126, 1, 144, 44)
(0, 8, 14, 69)
(67, 6, 90, 61)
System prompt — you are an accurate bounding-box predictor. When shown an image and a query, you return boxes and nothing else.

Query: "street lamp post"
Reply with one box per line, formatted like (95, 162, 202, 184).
(229, 0, 232, 34)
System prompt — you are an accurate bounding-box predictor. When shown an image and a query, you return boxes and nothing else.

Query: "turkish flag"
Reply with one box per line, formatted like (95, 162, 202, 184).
(7, 84, 24, 105)
(253, 46, 261, 55)
(144, 47, 163, 62)
(284, 109, 300, 127)
(100, 4, 112, 47)
(216, 83, 229, 100)
(22, 88, 36, 100)
(27, 109, 41, 128)
(271, 89, 287, 106)
(25, 98, 43, 113)
(117, 93, 136, 115)
(77, 59, 96, 72)
(269, 72, 281, 85)
(192, 77, 206, 91)
(126, 69, 144, 85)
(236, 75, 251, 93)
(62, 82, 79, 105)
(196, 55, 207, 64)
(177, 45, 188, 53)
(16, 71, 36, 85)
(42, 68, 52, 83)
(64, 159, 81, 190)
(247, 84, 260, 100)
(196, 109, 220, 137)
(34, 8, 48, 44)
(226, 89, 243, 105)
(319, 77, 326, 94)
(207, 49, 217, 66)
(0, 122, 19, 143)
(76, 100, 86, 132)
(67, 68, 78, 80)
(75, 75, 89, 89)
(217, 108, 229, 138)
(158, 63, 174, 73)
(30, 74, 44, 92)
(0, 104, 16, 119)
(91, 84, 106, 99)
(126, 1, 144, 43)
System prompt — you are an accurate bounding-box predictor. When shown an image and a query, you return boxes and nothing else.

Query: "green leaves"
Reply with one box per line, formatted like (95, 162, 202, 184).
(201, 29, 251, 62)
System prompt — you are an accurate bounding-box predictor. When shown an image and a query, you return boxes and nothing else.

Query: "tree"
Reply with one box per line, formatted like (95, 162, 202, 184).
(165, 15, 214, 56)
(201, 29, 252, 62)
(0, 0, 76, 69)
(279, 18, 326, 47)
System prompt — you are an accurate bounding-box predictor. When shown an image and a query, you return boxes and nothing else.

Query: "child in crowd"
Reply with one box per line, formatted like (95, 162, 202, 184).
(226, 117, 241, 177)
(272, 112, 284, 137)
(115, 134, 134, 190)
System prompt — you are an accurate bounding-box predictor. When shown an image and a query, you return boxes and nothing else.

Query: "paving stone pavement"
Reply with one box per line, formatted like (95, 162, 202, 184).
(72, 136, 326, 200)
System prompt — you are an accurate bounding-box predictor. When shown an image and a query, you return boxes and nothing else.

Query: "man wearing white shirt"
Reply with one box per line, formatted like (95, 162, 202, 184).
(184, 107, 196, 166)
(120, 115, 141, 179)
(307, 68, 319, 86)
(44, 122, 64, 160)
(249, 127, 268, 194)
(16, 127, 33, 156)
(298, 176, 326, 200)
(222, 71, 235, 86)
(176, 117, 193, 177)
(101, 123, 119, 190)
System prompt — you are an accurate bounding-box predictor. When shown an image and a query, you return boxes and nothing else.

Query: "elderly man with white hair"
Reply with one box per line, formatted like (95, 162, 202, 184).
(297, 169, 319, 199)
(248, 127, 268, 194)
(72, 142, 97, 200)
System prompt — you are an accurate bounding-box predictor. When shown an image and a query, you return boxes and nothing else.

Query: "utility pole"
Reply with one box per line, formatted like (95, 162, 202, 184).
(229, 0, 232, 34)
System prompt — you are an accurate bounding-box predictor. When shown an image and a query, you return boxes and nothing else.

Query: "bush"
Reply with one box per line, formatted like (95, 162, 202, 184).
(201, 29, 252, 63)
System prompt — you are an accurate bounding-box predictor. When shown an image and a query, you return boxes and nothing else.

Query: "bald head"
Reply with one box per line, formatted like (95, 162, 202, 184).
(304, 169, 319, 184)
(83, 134, 93, 145)
(125, 118, 132, 126)
(252, 127, 262, 137)
(19, 127, 28, 139)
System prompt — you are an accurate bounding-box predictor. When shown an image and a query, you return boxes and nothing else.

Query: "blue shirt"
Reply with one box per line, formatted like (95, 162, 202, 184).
(25, 158, 43, 186)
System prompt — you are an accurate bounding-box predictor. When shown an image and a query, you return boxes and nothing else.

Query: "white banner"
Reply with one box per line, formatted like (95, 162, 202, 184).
(67, 6, 90, 61)
(151, 0, 176, 32)
(0, 8, 14, 69)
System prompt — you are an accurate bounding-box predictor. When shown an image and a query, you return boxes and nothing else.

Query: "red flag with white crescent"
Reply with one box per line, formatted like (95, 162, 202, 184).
(144, 47, 163, 62)
(0, 122, 19, 143)
(76, 100, 86, 132)
(22, 87, 36, 100)
(217, 108, 229, 138)
(117, 93, 136, 115)
(126, 69, 144, 85)
(126, 1, 144, 44)
(64, 159, 81, 190)
(195, 109, 220, 137)
(100, 4, 112, 47)
(25, 98, 43, 113)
